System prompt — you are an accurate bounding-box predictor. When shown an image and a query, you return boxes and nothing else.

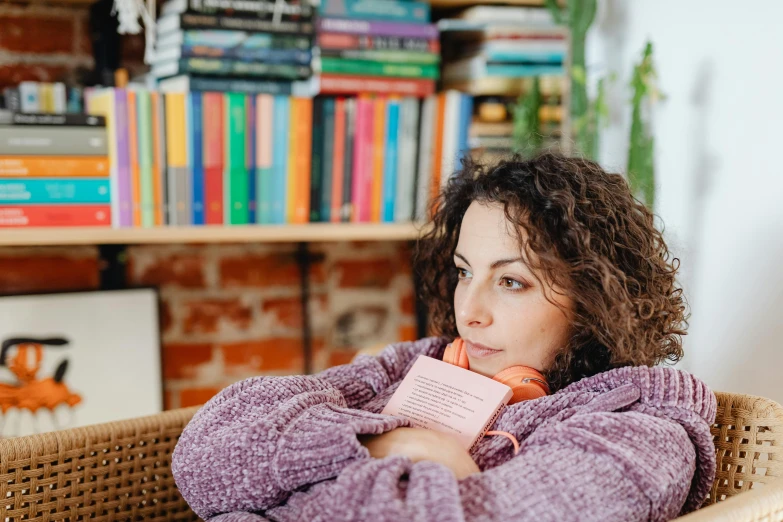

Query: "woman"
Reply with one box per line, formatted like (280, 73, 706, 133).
(172, 153, 716, 522)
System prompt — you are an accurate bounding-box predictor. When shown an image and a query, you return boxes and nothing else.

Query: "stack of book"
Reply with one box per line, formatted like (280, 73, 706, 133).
(0, 110, 110, 228)
(2, 82, 82, 114)
(437, 5, 567, 159)
(152, 0, 315, 95)
(316, 0, 439, 97)
(82, 86, 468, 228)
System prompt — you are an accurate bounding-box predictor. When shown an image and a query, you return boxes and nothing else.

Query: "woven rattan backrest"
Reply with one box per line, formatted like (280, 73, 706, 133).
(707, 392, 783, 505)
(0, 407, 201, 521)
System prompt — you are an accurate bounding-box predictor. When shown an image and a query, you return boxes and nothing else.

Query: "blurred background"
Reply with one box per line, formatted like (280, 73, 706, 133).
(0, 0, 779, 437)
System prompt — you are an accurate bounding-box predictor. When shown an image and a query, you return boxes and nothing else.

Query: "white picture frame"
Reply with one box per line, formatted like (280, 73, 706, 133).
(0, 288, 162, 438)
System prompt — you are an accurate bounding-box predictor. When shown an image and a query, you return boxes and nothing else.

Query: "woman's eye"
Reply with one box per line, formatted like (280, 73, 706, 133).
(456, 267, 471, 279)
(500, 277, 525, 291)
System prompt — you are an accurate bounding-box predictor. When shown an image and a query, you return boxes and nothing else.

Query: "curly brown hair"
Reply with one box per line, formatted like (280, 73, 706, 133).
(414, 152, 687, 392)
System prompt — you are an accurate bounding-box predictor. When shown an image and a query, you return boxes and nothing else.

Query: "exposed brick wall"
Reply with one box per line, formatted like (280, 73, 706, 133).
(0, 242, 418, 410)
(0, 2, 147, 89)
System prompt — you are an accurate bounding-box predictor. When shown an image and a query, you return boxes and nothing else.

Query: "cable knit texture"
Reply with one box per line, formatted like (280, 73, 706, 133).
(172, 337, 717, 522)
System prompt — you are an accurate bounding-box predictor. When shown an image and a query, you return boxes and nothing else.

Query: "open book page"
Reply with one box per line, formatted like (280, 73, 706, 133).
(381, 354, 513, 450)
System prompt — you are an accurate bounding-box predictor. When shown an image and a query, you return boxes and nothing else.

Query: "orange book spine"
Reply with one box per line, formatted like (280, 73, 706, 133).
(0, 156, 109, 177)
(371, 97, 386, 223)
(330, 98, 346, 223)
(295, 97, 313, 224)
(430, 93, 446, 214)
(150, 92, 164, 226)
(127, 91, 141, 227)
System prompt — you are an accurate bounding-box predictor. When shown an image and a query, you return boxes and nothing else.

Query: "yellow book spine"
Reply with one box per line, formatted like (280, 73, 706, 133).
(164, 93, 187, 168)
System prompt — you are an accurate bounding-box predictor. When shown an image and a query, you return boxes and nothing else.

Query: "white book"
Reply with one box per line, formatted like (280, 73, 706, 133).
(415, 96, 435, 221)
(53, 83, 67, 114)
(18, 82, 40, 113)
(395, 98, 420, 223)
(440, 90, 462, 188)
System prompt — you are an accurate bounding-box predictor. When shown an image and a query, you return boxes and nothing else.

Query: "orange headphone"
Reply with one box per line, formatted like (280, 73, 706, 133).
(442, 338, 550, 405)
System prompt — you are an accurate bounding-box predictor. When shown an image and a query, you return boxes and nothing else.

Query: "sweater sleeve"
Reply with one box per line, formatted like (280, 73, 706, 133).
(171, 339, 443, 520)
(262, 410, 701, 522)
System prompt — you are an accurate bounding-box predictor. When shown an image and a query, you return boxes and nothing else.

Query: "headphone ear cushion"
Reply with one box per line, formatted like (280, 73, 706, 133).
(493, 367, 550, 404)
(443, 338, 470, 369)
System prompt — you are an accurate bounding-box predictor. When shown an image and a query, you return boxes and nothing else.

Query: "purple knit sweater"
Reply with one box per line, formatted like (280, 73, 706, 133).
(172, 337, 717, 522)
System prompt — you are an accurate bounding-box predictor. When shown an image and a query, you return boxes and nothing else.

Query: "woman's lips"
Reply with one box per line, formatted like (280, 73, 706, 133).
(466, 341, 503, 358)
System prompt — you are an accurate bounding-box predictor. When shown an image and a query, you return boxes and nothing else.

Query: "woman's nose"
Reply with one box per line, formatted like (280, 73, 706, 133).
(458, 285, 492, 328)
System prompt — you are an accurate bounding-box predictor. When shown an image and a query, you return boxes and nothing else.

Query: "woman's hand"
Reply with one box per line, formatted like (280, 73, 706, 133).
(358, 427, 480, 480)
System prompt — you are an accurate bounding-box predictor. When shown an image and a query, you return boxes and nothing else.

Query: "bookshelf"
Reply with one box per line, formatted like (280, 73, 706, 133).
(0, 223, 424, 246)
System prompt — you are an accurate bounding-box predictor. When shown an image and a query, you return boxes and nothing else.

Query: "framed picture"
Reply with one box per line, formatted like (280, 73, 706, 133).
(0, 288, 162, 438)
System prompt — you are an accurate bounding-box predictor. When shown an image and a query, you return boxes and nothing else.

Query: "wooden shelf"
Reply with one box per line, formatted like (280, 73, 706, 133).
(0, 223, 424, 247)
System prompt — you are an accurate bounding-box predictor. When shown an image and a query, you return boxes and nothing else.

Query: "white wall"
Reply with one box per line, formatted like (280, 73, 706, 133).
(587, 0, 783, 401)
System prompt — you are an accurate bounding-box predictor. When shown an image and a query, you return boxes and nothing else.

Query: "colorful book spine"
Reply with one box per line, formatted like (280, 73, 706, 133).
(294, 97, 313, 224)
(0, 127, 108, 156)
(317, 33, 439, 54)
(136, 90, 155, 227)
(159, 76, 295, 95)
(224, 92, 248, 225)
(341, 97, 356, 222)
(395, 98, 420, 222)
(320, 48, 440, 65)
(320, 97, 336, 223)
(176, 12, 314, 35)
(319, 0, 430, 24)
(319, 74, 435, 97)
(319, 58, 439, 79)
(150, 92, 167, 225)
(163, 0, 314, 19)
(175, 30, 311, 51)
(202, 92, 224, 225)
(255, 94, 274, 224)
(154, 57, 311, 81)
(351, 96, 369, 222)
(0, 112, 106, 126)
(430, 93, 446, 207)
(286, 97, 299, 224)
(0, 157, 109, 177)
(457, 94, 473, 167)
(246, 94, 257, 223)
(415, 95, 436, 221)
(164, 92, 190, 225)
(188, 92, 205, 225)
(127, 91, 142, 226)
(318, 18, 438, 39)
(271, 95, 289, 224)
(0, 179, 110, 204)
(330, 97, 346, 223)
(371, 97, 386, 223)
(0, 204, 111, 227)
(440, 90, 461, 187)
(310, 97, 324, 222)
(383, 99, 399, 223)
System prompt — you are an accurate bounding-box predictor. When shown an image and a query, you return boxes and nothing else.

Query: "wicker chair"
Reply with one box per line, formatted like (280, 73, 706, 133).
(1, 392, 782, 521)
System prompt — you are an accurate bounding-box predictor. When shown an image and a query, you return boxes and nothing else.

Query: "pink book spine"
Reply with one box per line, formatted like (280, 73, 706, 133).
(353, 96, 375, 223)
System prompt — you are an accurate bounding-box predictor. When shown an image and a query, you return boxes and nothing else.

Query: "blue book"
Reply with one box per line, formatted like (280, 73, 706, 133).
(457, 94, 473, 165)
(246, 94, 257, 224)
(486, 64, 565, 77)
(0, 179, 110, 204)
(187, 92, 205, 225)
(382, 100, 399, 223)
(320, 0, 430, 23)
(485, 50, 565, 64)
(321, 98, 336, 222)
(271, 95, 289, 224)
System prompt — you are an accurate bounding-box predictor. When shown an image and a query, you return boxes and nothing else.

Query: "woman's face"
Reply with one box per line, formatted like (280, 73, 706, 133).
(453, 201, 573, 379)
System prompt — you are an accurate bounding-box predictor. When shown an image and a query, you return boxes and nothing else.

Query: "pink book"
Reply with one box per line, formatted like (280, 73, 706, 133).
(256, 94, 274, 224)
(381, 355, 513, 452)
(351, 96, 374, 223)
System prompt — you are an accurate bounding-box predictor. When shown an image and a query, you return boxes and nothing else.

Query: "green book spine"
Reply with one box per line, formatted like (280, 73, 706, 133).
(319, 58, 439, 79)
(136, 90, 155, 228)
(225, 92, 248, 225)
(322, 49, 440, 65)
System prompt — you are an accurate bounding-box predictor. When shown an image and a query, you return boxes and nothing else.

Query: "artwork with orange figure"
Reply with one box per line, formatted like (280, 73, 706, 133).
(0, 338, 82, 417)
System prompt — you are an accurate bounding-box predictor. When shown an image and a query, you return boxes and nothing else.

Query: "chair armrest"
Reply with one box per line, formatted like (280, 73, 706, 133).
(0, 407, 201, 521)
(675, 479, 783, 521)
